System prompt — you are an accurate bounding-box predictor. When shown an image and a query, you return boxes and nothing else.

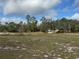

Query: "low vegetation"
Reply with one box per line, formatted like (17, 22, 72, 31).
(0, 33, 79, 59)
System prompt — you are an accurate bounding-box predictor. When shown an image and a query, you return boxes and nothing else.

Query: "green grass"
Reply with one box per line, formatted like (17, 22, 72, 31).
(0, 33, 79, 59)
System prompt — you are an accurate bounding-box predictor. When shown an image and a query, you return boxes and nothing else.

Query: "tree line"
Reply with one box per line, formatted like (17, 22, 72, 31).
(0, 15, 79, 33)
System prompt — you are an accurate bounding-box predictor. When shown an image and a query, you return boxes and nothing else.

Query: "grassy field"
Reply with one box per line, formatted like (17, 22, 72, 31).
(0, 33, 79, 59)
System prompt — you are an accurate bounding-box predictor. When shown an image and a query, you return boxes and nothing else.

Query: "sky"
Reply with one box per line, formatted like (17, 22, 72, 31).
(0, 0, 79, 23)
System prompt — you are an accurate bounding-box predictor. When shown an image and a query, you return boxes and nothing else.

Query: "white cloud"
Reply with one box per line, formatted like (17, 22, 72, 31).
(47, 10, 58, 17)
(71, 13, 79, 20)
(1, 0, 61, 15)
(0, 17, 26, 24)
(44, 10, 58, 19)
(66, 13, 79, 20)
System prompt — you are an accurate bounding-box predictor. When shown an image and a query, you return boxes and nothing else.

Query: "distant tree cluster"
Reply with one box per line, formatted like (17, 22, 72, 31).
(0, 15, 79, 33)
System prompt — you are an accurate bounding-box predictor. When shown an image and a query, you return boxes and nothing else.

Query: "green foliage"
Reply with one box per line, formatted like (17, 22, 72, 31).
(40, 17, 53, 32)
(0, 15, 79, 33)
(26, 15, 37, 32)
(52, 18, 79, 33)
(7, 22, 18, 32)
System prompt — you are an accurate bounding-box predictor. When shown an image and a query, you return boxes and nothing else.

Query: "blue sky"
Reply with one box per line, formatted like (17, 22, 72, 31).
(0, 0, 79, 23)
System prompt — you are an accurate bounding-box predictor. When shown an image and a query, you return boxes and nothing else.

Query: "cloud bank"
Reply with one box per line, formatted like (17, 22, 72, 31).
(0, 0, 61, 15)
(71, 13, 79, 20)
(66, 13, 79, 20)
(0, 17, 26, 24)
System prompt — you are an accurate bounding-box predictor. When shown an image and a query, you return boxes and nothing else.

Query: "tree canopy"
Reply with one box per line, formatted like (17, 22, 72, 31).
(0, 15, 79, 33)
